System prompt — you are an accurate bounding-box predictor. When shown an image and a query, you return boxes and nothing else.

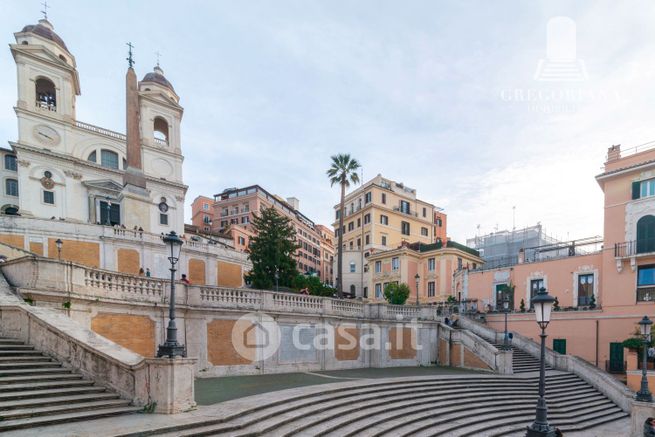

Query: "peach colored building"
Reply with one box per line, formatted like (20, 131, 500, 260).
(190, 195, 214, 233)
(191, 185, 333, 281)
(315, 224, 335, 285)
(368, 240, 482, 303)
(458, 144, 655, 374)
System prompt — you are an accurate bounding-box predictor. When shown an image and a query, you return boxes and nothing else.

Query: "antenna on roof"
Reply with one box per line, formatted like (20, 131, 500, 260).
(155, 50, 162, 68)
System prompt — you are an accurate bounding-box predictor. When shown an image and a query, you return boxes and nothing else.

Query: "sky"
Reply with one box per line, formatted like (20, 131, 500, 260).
(2, 0, 655, 243)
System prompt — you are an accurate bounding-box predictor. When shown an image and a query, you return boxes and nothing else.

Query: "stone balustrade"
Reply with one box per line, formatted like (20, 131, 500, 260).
(2, 256, 443, 321)
(458, 315, 634, 413)
(0, 274, 195, 414)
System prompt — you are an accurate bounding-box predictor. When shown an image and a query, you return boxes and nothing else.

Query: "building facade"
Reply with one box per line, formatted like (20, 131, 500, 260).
(367, 241, 482, 303)
(0, 17, 250, 286)
(190, 195, 214, 233)
(332, 174, 447, 297)
(458, 144, 655, 374)
(10, 19, 185, 234)
(315, 224, 335, 285)
(190, 185, 333, 282)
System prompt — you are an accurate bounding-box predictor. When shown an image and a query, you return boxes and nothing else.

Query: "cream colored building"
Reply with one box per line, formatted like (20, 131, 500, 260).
(368, 241, 482, 304)
(0, 17, 250, 286)
(332, 174, 446, 298)
(10, 18, 185, 233)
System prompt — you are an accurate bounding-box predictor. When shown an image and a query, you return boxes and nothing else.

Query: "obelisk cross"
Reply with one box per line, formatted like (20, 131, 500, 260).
(126, 42, 135, 68)
(155, 51, 162, 67)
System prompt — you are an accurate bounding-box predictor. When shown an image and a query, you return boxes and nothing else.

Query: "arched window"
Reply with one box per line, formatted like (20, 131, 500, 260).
(637, 215, 655, 254)
(350, 284, 356, 295)
(153, 117, 169, 143)
(88, 151, 97, 163)
(35, 78, 56, 111)
(100, 150, 119, 169)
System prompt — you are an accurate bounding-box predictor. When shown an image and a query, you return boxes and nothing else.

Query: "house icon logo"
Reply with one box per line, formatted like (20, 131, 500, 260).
(534, 16, 588, 82)
(232, 313, 281, 361)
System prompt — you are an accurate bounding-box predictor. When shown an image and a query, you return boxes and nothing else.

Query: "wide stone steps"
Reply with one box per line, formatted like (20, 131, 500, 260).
(137, 370, 625, 437)
(492, 344, 553, 374)
(0, 337, 140, 432)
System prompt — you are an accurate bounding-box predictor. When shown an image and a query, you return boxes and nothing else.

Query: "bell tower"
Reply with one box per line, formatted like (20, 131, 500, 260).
(10, 18, 80, 122)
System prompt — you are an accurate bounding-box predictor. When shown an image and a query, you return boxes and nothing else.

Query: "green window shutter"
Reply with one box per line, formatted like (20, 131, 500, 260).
(632, 181, 641, 200)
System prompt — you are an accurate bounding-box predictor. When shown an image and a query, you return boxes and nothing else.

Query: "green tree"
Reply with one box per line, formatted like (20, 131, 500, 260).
(326, 154, 361, 298)
(383, 283, 411, 305)
(292, 274, 335, 297)
(245, 207, 299, 290)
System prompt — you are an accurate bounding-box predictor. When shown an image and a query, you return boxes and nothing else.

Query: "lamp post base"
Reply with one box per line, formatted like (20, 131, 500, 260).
(156, 342, 187, 358)
(525, 424, 556, 437)
(636, 391, 653, 403)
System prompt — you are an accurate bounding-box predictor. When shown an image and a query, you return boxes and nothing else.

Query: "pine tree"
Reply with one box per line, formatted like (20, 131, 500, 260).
(245, 207, 299, 290)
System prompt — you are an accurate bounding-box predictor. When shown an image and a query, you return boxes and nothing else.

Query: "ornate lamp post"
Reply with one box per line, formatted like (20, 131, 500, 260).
(156, 231, 186, 358)
(274, 268, 279, 292)
(503, 294, 510, 350)
(55, 238, 63, 260)
(415, 273, 420, 306)
(526, 287, 556, 437)
(637, 315, 653, 402)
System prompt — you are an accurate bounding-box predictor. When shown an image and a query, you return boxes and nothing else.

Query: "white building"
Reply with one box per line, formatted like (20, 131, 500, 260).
(9, 18, 185, 234)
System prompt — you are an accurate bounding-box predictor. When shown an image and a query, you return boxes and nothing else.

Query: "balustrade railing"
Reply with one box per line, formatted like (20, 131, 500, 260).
(199, 287, 261, 307)
(75, 120, 126, 141)
(83, 268, 164, 297)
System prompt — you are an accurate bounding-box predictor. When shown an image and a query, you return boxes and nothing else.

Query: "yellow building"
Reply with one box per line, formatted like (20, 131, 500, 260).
(367, 241, 482, 304)
(332, 174, 446, 298)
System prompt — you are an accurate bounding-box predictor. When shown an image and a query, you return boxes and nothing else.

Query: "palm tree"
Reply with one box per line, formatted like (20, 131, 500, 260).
(327, 154, 361, 298)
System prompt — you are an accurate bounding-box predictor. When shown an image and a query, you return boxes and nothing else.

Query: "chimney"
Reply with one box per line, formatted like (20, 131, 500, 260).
(606, 145, 621, 163)
(123, 66, 146, 188)
(286, 197, 300, 210)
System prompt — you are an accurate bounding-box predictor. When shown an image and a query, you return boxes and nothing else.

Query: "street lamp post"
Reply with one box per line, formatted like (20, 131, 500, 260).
(274, 268, 279, 292)
(503, 294, 510, 350)
(415, 273, 420, 306)
(526, 287, 556, 437)
(637, 315, 653, 402)
(156, 231, 186, 358)
(55, 238, 63, 261)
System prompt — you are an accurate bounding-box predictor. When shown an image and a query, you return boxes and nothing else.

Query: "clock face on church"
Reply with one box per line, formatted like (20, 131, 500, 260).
(158, 202, 169, 213)
(32, 125, 61, 146)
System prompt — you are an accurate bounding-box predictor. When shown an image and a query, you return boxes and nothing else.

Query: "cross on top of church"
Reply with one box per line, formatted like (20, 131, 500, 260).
(41, 0, 49, 20)
(155, 51, 162, 67)
(126, 42, 135, 68)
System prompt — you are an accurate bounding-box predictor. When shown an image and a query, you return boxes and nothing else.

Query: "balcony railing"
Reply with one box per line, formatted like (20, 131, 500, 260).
(615, 238, 655, 258)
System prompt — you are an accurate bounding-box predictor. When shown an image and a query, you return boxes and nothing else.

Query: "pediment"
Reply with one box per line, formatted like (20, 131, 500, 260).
(83, 179, 124, 194)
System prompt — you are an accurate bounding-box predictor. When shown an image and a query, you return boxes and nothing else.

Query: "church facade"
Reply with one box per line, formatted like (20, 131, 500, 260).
(1, 18, 249, 285)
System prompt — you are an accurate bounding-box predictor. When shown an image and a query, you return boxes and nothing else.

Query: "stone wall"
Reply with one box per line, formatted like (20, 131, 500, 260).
(2, 256, 451, 377)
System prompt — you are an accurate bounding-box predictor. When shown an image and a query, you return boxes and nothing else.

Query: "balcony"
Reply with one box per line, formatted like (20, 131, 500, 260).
(615, 238, 655, 258)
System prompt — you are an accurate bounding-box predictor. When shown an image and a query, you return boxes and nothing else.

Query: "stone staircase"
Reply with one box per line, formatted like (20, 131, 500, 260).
(0, 336, 140, 431)
(119, 371, 628, 437)
(492, 343, 553, 374)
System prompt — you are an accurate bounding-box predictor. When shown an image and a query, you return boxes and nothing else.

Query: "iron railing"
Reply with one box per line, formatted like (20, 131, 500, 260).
(615, 238, 655, 257)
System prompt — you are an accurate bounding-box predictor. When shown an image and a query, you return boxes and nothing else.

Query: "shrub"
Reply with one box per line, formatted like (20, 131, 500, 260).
(589, 294, 597, 309)
(553, 297, 560, 311)
(519, 298, 525, 312)
(383, 283, 410, 305)
(291, 274, 334, 297)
